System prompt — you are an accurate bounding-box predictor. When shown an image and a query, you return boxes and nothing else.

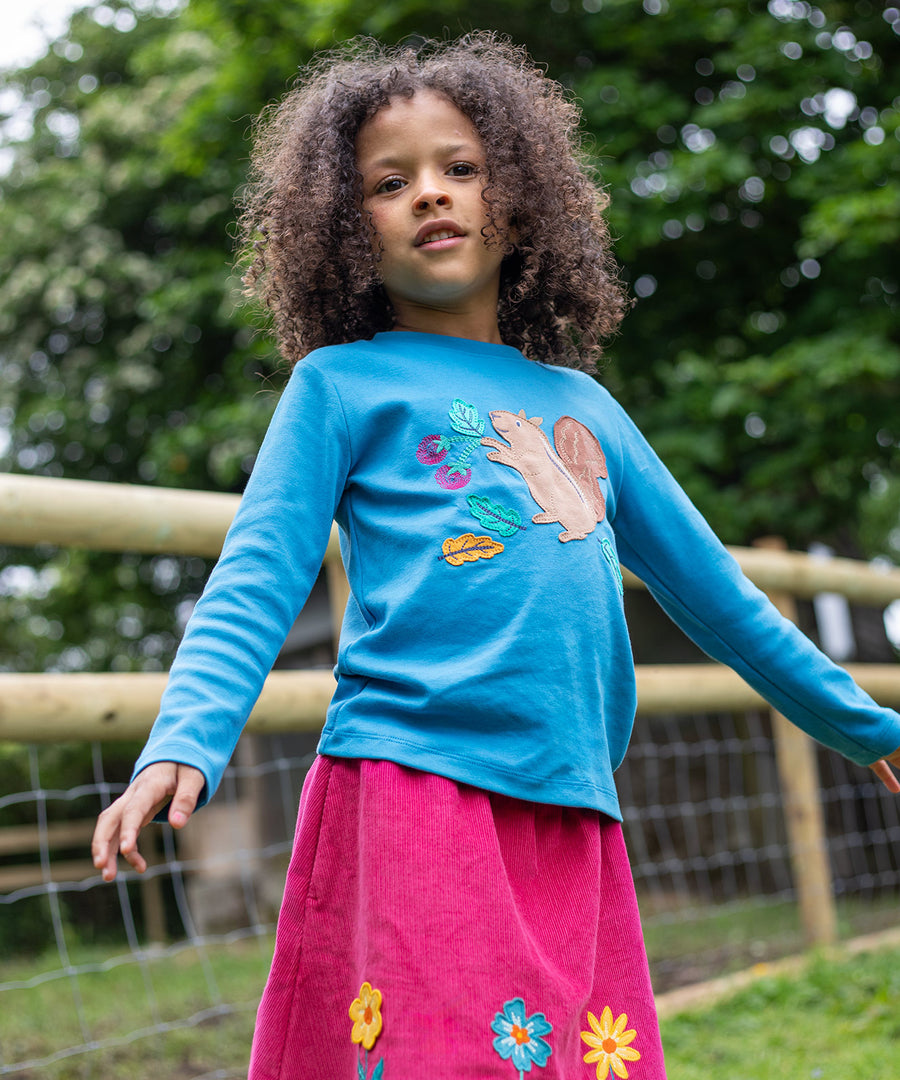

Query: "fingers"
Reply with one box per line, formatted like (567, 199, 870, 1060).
(92, 770, 171, 881)
(870, 758, 900, 794)
(92, 762, 204, 882)
(167, 767, 206, 830)
(91, 811, 119, 882)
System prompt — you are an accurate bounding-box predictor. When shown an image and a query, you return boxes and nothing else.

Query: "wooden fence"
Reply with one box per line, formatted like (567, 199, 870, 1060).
(2, 472, 900, 946)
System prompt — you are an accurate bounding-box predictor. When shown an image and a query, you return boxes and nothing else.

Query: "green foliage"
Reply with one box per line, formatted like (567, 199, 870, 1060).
(661, 947, 900, 1079)
(0, 0, 898, 673)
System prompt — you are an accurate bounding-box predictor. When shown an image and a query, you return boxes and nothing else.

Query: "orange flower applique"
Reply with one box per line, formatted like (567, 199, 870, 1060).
(349, 981, 383, 1051)
(580, 1007, 640, 1080)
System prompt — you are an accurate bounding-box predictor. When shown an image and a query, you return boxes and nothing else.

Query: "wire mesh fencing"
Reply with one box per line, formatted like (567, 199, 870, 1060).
(1, 715, 899, 1078)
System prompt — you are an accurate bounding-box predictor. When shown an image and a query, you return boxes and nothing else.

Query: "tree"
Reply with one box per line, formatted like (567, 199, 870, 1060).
(570, 0, 900, 553)
(1, 0, 898, 677)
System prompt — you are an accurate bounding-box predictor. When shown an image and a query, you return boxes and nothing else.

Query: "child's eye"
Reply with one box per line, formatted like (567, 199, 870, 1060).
(374, 177, 406, 194)
(448, 162, 477, 177)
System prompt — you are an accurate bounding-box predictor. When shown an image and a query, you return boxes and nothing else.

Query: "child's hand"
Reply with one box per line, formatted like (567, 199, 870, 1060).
(91, 761, 205, 882)
(870, 747, 900, 794)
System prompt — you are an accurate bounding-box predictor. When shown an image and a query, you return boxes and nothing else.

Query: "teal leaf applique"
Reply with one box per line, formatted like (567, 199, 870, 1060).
(448, 398, 485, 439)
(466, 494, 526, 538)
(371, 1061, 384, 1080)
(600, 538, 624, 597)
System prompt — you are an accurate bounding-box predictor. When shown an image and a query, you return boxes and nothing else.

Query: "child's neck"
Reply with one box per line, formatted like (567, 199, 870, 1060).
(389, 304, 504, 346)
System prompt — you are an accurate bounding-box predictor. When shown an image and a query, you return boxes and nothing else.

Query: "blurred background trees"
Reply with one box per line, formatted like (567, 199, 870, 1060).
(1, 0, 898, 675)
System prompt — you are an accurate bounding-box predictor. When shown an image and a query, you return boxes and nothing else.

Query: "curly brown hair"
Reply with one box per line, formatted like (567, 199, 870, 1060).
(237, 32, 629, 370)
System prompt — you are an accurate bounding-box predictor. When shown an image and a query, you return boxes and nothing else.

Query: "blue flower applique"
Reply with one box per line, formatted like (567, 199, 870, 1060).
(491, 997, 553, 1077)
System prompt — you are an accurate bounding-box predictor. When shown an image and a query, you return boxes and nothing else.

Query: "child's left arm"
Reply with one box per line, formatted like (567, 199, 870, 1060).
(603, 393, 900, 778)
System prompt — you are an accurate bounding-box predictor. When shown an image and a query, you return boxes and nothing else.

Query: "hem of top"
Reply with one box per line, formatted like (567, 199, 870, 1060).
(316, 730, 623, 820)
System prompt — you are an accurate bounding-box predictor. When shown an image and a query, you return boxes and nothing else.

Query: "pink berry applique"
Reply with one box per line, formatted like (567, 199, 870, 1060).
(435, 464, 472, 490)
(416, 399, 484, 490)
(416, 434, 449, 466)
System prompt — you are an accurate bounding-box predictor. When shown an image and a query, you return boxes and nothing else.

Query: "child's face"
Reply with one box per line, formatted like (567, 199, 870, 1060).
(356, 90, 508, 330)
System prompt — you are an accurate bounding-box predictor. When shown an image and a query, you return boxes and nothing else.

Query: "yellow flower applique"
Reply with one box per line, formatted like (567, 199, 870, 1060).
(580, 1007, 640, 1080)
(349, 981, 383, 1050)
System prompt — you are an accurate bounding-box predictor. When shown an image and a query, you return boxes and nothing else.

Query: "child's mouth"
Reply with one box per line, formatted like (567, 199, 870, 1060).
(419, 229, 459, 244)
(418, 233, 464, 250)
(415, 221, 464, 247)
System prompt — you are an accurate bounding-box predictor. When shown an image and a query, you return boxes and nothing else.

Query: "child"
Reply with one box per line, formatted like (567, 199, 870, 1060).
(92, 33, 900, 1080)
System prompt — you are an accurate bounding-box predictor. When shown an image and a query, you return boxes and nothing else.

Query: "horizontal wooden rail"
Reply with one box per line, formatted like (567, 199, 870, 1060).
(0, 820, 96, 856)
(0, 670, 335, 742)
(3, 473, 899, 602)
(636, 663, 900, 713)
(2, 665, 899, 742)
(0, 821, 98, 893)
(0, 473, 344, 559)
(0, 860, 96, 890)
(0, 822, 104, 893)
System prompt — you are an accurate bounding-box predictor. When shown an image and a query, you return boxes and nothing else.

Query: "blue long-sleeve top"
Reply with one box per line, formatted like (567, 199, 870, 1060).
(132, 332, 900, 821)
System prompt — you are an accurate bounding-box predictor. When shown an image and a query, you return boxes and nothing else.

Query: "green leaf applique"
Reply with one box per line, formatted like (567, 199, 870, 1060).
(448, 398, 485, 439)
(466, 494, 526, 538)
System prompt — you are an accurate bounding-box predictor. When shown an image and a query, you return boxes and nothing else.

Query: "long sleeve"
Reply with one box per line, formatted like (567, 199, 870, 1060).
(131, 360, 352, 805)
(123, 331, 900, 821)
(607, 396, 900, 767)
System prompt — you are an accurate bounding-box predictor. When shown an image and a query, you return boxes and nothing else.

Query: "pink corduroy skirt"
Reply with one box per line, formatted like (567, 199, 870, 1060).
(248, 755, 667, 1080)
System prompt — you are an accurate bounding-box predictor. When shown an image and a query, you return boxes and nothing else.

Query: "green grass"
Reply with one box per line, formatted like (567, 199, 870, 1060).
(2, 912, 899, 1078)
(0, 936, 273, 1079)
(643, 894, 900, 991)
(661, 947, 900, 1080)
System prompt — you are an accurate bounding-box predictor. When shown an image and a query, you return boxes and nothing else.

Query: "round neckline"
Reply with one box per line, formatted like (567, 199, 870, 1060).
(373, 330, 529, 363)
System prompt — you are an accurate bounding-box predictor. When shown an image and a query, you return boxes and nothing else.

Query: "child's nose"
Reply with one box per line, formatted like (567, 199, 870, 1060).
(413, 188, 452, 212)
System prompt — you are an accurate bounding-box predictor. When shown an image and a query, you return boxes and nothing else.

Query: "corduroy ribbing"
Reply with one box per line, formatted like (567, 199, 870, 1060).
(248, 756, 667, 1078)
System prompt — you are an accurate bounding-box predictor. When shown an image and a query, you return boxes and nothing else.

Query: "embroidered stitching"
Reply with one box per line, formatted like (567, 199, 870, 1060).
(416, 433, 450, 466)
(349, 982, 385, 1080)
(436, 461, 473, 490)
(481, 409, 608, 542)
(466, 494, 526, 537)
(600, 538, 624, 597)
(491, 997, 553, 1078)
(416, 399, 485, 490)
(580, 1007, 640, 1080)
(439, 533, 504, 566)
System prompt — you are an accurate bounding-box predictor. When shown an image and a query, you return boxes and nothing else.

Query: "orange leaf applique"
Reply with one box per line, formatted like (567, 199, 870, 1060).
(440, 533, 504, 566)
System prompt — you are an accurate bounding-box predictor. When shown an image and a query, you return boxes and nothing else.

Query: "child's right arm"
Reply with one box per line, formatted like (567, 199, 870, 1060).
(91, 761, 205, 881)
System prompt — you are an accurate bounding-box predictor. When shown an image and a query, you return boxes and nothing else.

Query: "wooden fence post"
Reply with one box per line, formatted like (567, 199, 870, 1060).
(754, 536, 838, 946)
(325, 558, 351, 657)
(140, 830, 167, 945)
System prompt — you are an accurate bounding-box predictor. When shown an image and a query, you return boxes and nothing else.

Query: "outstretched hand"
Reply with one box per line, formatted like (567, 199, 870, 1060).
(870, 746, 900, 794)
(91, 761, 205, 882)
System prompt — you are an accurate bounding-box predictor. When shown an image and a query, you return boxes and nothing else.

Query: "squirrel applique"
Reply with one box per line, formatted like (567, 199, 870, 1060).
(481, 410, 608, 542)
